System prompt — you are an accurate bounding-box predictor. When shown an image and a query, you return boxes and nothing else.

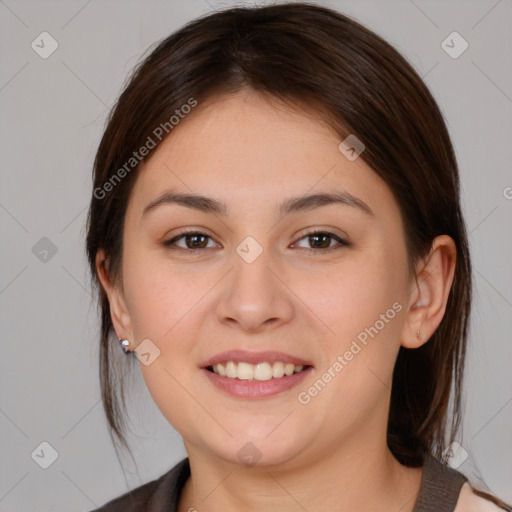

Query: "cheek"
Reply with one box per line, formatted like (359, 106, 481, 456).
(124, 256, 208, 436)
(122, 247, 205, 341)
(314, 249, 406, 347)
(304, 244, 407, 413)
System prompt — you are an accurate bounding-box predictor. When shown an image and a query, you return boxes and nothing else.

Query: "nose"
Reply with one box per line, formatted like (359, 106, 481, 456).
(215, 246, 295, 333)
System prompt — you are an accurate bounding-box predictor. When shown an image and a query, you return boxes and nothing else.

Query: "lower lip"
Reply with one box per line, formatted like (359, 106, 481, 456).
(200, 367, 313, 399)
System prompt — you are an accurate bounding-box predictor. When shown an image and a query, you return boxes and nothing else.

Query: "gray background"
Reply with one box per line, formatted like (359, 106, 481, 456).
(0, 0, 511, 510)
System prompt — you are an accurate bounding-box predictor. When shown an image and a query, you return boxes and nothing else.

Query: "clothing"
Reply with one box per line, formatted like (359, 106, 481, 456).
(88, 453, 495, 512)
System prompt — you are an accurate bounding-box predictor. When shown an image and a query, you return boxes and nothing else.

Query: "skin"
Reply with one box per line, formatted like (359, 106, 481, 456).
(97, 89, 457, 512)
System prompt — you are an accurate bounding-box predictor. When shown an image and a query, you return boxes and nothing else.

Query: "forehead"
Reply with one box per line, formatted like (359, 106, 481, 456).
(128, 90, 399, 224)
(144, 91, 341, 174)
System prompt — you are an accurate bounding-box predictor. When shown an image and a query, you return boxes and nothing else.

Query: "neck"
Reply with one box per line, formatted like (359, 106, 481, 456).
(178, 433, 423, 512)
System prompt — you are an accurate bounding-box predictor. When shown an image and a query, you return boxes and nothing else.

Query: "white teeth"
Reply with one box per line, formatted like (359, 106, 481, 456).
(226, 361, 238, 378)
(254, 362, 273, 381)
(210, 361, 307, 380)
(237, 362, 254, 380)
(284, 363, 295, 376)
(272, 361, 285, 378)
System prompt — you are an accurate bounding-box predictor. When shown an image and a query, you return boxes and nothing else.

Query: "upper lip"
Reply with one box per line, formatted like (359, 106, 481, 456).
(200, 350, 313, 368)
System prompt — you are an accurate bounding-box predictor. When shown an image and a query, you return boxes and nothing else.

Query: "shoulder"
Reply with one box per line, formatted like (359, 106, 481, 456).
(86, 458, 190, 512)
(454, 483, 509, 512)
(87, 476, 161, 512)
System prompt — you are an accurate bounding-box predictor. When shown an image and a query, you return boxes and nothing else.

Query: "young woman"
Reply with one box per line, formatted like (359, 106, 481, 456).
(85, 3, 511, 511)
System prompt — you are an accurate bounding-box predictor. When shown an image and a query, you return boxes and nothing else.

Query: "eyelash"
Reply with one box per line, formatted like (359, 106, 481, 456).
(162, 228, 350, 254)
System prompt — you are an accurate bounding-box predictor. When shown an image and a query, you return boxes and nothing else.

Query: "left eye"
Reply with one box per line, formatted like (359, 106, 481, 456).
(163, 232, 218, 250)
(163, 230, 349, 252)
(293, 231, 349, 252)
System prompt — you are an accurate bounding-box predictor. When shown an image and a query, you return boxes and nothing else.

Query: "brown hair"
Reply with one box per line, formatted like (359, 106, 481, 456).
(85, 2, 510, 508)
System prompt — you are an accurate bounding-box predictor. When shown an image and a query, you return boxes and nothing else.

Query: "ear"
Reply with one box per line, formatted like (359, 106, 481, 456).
(400, 235, 457, 348)
(95, 248, 134, 342)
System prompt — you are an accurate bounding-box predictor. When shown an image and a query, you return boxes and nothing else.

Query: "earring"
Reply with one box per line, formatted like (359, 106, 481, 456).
(416, 330, 421, 341)
(119, 338, 131, 354)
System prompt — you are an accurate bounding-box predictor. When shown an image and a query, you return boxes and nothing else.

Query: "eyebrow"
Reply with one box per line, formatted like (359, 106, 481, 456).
(142, 188, 375, 219)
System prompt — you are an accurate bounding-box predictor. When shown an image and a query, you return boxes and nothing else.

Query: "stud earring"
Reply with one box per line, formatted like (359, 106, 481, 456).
(416, 330, 421, 341)
(119, 338, 131, 354)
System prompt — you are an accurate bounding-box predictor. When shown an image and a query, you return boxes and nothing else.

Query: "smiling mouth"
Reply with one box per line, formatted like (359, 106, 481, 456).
(205, 361, 311, 381)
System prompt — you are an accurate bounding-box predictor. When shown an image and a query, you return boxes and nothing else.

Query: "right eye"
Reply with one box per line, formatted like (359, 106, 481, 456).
(163, 230, 220, 251)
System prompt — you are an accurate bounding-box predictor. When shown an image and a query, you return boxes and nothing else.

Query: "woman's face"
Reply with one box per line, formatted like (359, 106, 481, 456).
(108, 89, 415, 468)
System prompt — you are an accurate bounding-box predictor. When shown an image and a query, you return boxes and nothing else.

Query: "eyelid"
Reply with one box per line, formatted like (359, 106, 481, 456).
(294, 225, 349, 242)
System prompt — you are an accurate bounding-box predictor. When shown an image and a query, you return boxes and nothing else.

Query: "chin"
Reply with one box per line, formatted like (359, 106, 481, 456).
(205, 424, 310, 469)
